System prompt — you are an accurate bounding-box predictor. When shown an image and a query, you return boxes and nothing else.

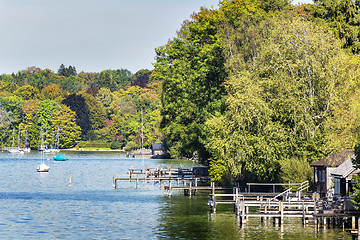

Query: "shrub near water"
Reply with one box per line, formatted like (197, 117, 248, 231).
(78, 141, 109, 149)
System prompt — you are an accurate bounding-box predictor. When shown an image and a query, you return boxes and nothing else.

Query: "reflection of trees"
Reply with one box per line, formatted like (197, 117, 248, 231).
(155, 194, 347, 239)
(156, 195, 244, 239)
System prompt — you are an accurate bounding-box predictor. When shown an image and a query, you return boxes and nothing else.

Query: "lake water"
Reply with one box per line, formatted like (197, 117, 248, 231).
(0, 151, 352, 239)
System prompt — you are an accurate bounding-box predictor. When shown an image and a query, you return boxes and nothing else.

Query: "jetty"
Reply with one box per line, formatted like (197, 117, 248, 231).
(113, 166, 214, 194)
(113, 166, 360, 239)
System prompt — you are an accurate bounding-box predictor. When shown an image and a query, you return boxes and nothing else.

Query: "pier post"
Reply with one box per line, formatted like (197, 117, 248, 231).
(302, 201, 305, 225)
(314, 201, 318, 227)
(280, 201, 284, 225)
(113, 175, 115, 189)
(353, 216, 356, 230)
(169, 181, 172, 196)
(214, 195, 216, 212)
(241, 200, 246, 224)
(274, 217, 279, 226)
(358, 217, 360, 240)
(69, 174, 72, 188)
(189, 181, 192, 197)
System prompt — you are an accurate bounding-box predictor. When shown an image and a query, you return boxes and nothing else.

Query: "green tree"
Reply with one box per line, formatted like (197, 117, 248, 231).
(62, 94, 91, 138)
(133, 69, 152, 88)
(41, 84, 68, 101)
(14, 85, 41, 100)
(310, 0, 360, 53)
(0, 95, 25, 123)
(96, 88, 113, 118)
(207, 13, 344, 183)
(20, 100, 40, 149)
(154, 6, 227, 160)
(58, 64, 77, 77)
(51, 105, 81, 148)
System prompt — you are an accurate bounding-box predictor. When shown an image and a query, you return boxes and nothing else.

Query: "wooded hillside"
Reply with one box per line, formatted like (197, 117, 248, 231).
(154, 0, 360, 184)
(0, 66, 161, 150)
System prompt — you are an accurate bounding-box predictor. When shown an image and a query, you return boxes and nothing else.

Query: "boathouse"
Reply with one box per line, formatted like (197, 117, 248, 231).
(331, 156, 359, 197)
(310, 149, 355, 197)
(151, 143, 164, 156)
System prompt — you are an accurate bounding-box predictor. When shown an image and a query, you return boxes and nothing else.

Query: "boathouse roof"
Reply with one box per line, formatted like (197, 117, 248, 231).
(310, 149, 354, 167)
(151, 143, 163, 151)
(331, 156, 358, 179)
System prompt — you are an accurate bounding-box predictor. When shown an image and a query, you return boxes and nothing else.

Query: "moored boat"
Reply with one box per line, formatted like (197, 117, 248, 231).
(37, 162, 50, 172)
(53, 154, 68, 161)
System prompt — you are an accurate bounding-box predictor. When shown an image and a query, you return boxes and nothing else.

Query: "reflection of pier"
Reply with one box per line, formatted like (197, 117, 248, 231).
(207, 181, 360, 237)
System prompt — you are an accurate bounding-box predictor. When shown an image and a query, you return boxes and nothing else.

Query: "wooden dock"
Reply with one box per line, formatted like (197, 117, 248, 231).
(207, 181, 360, 234)
(113, 166, 211, 193)
(113, 168, 360, 238)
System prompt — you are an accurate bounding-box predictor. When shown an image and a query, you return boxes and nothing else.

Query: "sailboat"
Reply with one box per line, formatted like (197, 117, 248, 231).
(50, 127, 60, 153)
(7, 127, 17, 153)
(53, 126, 60, 152)
(16, 125, 24, 154)
(37, 127, 50, 172)
(23, 129, 31, 153)
(37, 151, 50, 172)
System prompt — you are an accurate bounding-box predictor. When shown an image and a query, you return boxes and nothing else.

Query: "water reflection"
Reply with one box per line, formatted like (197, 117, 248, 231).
(157, 191, 352, 240)
(0, 152, 353, 239)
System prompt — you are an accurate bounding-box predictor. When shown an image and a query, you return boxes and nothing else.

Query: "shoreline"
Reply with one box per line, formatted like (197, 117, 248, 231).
(61, 148, 126, 152)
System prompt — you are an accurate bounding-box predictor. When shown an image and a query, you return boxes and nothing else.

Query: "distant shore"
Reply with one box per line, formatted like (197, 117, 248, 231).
(61, 148, 126, 152)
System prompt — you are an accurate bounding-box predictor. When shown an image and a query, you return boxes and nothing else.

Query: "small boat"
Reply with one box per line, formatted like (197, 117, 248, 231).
(53, 154, 68, 161)
(37, 162, 50, 172)
(37, 149, 50, 172)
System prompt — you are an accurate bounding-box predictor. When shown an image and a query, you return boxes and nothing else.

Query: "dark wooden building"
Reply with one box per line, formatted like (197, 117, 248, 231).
(310, 149, 354, 197)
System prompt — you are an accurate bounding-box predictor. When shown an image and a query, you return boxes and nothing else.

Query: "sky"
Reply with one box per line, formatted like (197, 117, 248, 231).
(0, 0, 312, 75)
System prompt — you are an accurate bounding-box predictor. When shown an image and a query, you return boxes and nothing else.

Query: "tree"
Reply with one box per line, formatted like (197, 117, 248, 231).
(132, 69, 152, 88)
(98, 71, 116, 91)
(96, 88, 114, 118)
(41, 84, 68, 101)
(37, 99, 59, 145)
(58, 64, 77, 77)
(0, 95, 25, 123)
(62, 94, 90, 138)
(51, 105, 81, 148)
(79, 92, 106, 131)
(154, 6, 227, 161)
(14, 85, 41, 100)
(310, 0, 360, 53)
(20, 100, 41, 149)
(207, 12, 344, 183)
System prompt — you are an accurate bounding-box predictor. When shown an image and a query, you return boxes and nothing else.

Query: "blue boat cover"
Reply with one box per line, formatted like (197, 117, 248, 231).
(53, 154, 68, 161)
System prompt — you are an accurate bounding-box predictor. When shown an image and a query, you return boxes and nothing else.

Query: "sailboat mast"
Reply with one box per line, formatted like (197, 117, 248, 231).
(18, 125, 21, 149)
(25, 129, 28, 148)
(141, 108, 143, 155)
(11, 127, 15, 148)
(56, 126, 59, 149)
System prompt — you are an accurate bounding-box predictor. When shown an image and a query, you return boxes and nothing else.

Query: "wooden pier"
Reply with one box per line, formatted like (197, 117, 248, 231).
(113, 166, 211, 194)
(113, 168, 360, 238)
(206, 181, 360, 238)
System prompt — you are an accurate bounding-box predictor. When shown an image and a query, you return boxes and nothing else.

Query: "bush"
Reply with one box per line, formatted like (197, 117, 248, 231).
(110, 141, 120, 149)
(77, 141, 109, 149)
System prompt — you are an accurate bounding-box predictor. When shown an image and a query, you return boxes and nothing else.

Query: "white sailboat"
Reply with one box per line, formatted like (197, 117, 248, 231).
(37, 128, 50, 172)
(37, 155, 50, 172)
(23, 129, 31, 153)
(49, 127, 60, 153)
(16, 125, 24, 154)
(8, 127, 17, 153)
(52, 126, 60, 152)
